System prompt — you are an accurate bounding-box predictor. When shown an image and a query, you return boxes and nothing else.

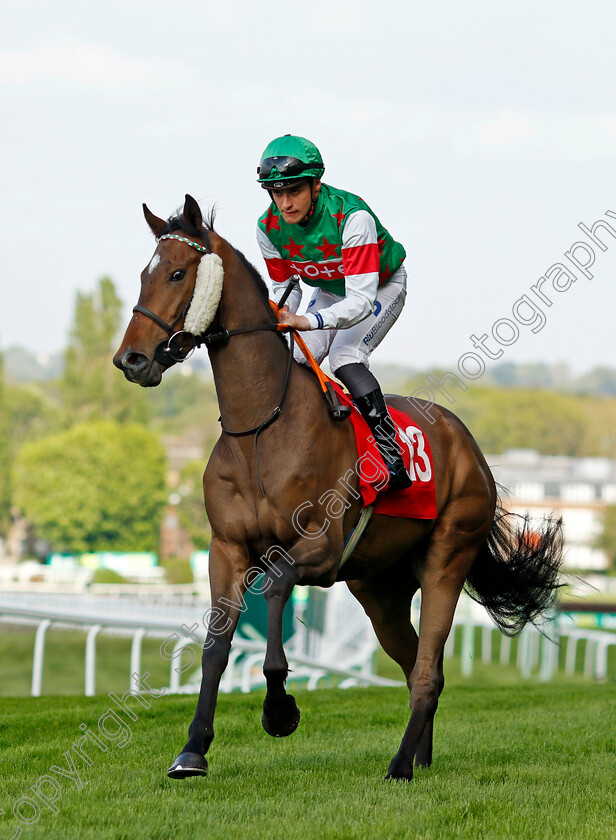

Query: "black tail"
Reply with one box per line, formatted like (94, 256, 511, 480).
(465, 500, 564, 636)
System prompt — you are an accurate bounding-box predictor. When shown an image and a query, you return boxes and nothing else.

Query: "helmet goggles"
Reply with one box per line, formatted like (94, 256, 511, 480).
(257, 155, 323, 185)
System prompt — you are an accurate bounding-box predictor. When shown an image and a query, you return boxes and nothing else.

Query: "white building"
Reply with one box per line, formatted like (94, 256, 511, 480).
(487, 449, 615, 571)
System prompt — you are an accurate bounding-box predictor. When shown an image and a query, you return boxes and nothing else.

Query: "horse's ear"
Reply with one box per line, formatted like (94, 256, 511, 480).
(143, 204, 167, 238)
(183, 194, 203, 231)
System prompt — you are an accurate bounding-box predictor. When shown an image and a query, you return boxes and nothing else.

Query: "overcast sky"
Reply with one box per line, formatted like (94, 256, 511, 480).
(1, 0, 615, 376)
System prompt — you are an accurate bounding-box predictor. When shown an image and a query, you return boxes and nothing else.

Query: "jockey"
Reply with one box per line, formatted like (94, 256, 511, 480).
(256, 134, 412, 491)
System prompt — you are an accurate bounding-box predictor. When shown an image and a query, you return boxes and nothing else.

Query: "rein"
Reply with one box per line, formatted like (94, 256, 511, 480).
(218, 330, 294, 438)
(220, 328, 295, 499)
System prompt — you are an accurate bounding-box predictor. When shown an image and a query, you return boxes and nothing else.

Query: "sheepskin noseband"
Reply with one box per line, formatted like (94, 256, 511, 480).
(184, 252, 224, 336)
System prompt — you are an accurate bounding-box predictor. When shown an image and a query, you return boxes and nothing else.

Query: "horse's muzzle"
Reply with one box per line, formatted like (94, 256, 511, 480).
(113, 349, 162, 387)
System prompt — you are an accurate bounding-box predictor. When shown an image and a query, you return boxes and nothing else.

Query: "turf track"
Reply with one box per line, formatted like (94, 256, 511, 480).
(1, 682, 615, 840)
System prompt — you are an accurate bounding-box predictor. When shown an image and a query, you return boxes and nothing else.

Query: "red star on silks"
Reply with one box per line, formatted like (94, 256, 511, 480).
(261, 207, 280, 234)
(377, 237, 386, 254)
(315, 237, 339, 260)
(332, 211, 345, 228)
(285, 237, 305, 259)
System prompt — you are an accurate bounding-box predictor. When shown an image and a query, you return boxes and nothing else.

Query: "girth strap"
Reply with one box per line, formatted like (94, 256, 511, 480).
(339, 505, 374, 569)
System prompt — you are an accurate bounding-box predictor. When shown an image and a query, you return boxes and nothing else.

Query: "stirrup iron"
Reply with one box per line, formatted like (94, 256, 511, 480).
(325, 382, 352, 421)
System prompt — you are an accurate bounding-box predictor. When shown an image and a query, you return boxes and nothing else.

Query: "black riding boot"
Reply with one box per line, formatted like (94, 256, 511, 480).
(354, 388, 413, 491)
(335, 363, 413, 491)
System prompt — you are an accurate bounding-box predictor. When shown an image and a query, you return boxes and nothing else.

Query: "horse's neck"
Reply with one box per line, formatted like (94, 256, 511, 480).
(209, 245, 290, 432)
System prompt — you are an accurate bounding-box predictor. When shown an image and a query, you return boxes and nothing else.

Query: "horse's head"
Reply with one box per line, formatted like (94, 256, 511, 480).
(114, 194, 223, 387)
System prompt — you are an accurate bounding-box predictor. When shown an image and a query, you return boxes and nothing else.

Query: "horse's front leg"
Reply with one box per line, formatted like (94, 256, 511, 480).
(261, 559, 301, 737)
(167, 539, 249, 779)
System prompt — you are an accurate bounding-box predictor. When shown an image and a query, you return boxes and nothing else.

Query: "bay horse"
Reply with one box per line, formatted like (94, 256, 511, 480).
(114, 195, 563, 781)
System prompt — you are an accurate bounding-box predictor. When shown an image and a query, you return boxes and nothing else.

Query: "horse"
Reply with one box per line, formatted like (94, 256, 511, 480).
(113, 194, 563, 782)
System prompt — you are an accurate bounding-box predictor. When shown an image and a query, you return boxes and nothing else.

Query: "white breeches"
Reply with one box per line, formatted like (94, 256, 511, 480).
(294, 265, 407, 371)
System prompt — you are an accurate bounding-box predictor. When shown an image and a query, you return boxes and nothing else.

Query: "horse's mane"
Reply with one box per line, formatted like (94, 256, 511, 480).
(162, 208, 271, 301)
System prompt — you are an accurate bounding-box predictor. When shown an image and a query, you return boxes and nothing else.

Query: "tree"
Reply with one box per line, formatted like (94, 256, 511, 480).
(61, 276, 149, 424)
(453, 386, 587, 456)
(0, 351, 11, 534)
(581, 367, 616, 397)
(4, 381, 63, 449)
(175, 459, 211, 550)
(14, 422, 167, 554)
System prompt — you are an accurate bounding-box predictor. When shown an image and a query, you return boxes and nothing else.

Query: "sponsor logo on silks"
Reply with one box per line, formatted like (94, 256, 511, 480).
(363, 300, 399, 346)
(307, 299, 316, 308)
(288, 259, 344, 279)
(373, 300, 382, 317)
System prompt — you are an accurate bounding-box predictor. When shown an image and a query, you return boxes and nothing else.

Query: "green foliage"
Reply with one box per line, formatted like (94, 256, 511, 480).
(594, 505, 616, 573)
(147, 367, 221, 444)
(488, 361, 574, 390)
(4, 381, 63, 449)
(0, 351, 11, 533)
(175, 458, 211, 549)
(148, 368, 210, 421)
(446, 385, 587, 456)
(91, 568, 127, 584)
(128, 357, 616, 461)
(579, 366, 616, 396)
(159, 556, 194, 585)
(14, 421, 167, 553)
(577, 396, 616, 460)
(61, 276, 149, 424)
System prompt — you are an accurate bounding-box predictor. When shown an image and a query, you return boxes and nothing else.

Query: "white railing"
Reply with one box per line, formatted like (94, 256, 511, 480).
(445, 597, 616, 682)
(0, 588, 400, 697)
(2, 590, 614, 698)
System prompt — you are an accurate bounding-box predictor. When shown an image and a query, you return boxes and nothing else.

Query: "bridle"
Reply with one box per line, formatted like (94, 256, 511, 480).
(132, 234, 295, 493)
(132, 232, 215, 367)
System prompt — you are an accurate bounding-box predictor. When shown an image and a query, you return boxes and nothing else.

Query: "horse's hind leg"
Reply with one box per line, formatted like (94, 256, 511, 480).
(261, 560, 301, 737)
(413, 649, 443, 769)
(347, 571, 434, 767)
(386, 541, 481, 782)
(347, 571, 419, 680)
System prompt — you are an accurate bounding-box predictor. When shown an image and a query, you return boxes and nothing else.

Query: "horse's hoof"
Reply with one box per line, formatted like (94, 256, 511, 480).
(167, 752, 208, 779)
(385, 758, 413, 782)
(262, 694, 301, 738)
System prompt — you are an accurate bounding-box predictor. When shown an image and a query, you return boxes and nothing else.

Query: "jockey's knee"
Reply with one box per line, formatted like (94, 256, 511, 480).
(293, 330, 331, 366)
(329, 345, 368, 373)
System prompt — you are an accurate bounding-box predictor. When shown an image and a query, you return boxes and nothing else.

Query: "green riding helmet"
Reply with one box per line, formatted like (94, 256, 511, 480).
(257, 134, 325, 189)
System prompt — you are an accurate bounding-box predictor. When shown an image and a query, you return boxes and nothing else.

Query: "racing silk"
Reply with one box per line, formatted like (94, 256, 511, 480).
(257, 184, 406, 330)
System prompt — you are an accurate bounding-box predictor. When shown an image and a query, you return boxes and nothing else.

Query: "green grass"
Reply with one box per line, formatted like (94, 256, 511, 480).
(1, 683, 615, 840)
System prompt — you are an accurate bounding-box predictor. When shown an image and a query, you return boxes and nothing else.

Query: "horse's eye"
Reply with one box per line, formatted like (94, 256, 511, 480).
(170, 269, 185, 282)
